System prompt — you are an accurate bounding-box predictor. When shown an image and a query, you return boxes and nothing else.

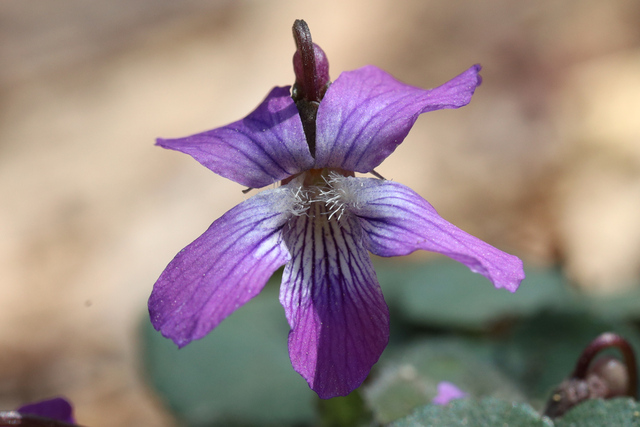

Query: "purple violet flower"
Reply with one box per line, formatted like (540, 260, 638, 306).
(432, 381, 468, 405)
(3, 397, 77, 425)
(17, 397, 75, 424)
(149, 21, 525, 399)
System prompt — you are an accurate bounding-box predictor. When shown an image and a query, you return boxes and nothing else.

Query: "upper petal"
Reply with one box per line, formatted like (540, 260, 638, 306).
(342, 178, 524, 292)
(279, 202, 389, 398)
(157, 86, 314, 188)
(149, 187, 295, 347)
(314, 65, 482, 172)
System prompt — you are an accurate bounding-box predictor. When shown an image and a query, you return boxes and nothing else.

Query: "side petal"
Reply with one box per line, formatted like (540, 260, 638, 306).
(157, 86, 314, 188)
(149, 188, 294, 347)
(342, 178, 524, 292)
(314, 65, 481, 172)
(280, 203, 390, 399)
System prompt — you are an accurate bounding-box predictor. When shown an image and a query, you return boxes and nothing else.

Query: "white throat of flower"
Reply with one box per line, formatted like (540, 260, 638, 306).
(284, 170, 362, 221)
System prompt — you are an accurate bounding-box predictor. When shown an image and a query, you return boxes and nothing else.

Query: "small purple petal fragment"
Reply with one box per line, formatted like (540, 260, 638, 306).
(280, 202, 389, 398)
(17, 397, 75, 424)
(346, 178, 524, 292)
(149, 188, 293, 347)
(432, 381, 467, 405)
(314, 65, 481, 172)
(157, 86, 313, 188)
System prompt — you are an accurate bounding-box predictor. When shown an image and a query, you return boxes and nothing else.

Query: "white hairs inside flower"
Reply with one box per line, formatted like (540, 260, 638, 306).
(286, 184, 312, 216)
(284, 171, 362, 220)
(315, 172, 363, 221)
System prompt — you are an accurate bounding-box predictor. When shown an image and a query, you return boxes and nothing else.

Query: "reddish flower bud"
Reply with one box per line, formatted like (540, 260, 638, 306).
(544, 332, 638, 419)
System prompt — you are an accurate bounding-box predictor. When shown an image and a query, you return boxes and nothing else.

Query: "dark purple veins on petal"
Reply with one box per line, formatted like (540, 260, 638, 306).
(314, 65, 482, 172)
(149, 188, 293, 347)
(156, 86, 312, 188)
(343, 178, 524, 293)
(279, 202, 389, 398)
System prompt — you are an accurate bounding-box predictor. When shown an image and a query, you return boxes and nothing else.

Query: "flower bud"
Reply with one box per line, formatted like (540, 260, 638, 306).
(293, 42, 330, 101)
(543, 332, 637, 419)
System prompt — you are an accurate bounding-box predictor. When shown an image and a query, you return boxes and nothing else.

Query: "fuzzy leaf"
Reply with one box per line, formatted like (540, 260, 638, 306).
(389, 398, 552, 427)
(555, 398, 640, 427)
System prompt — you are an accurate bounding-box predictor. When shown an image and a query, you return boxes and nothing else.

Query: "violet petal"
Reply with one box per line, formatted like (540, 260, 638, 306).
(314, 65, 481, 172)
(149, 188, 294, 347)
(157, 86, 313, 188)
(345, 178, 524, 292)
(279, 201, 389, 398)
(17, 397, 75, 424)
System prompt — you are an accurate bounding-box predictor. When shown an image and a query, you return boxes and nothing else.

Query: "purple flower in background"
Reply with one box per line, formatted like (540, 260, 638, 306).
(149, 20, 524, 399)
(432, 382, 468, 405)
(0, 397, 77, 426)
(17, 397, 75, 423)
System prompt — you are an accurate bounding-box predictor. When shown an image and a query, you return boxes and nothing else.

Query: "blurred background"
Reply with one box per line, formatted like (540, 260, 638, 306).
(1, 1, 640, 425)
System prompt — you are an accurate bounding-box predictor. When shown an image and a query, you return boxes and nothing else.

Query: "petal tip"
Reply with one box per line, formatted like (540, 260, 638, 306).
(155, 137, 172, 148)
(473, 64, 483, 86)
(148, 300, 198, 348)
(502, 258, 526, 293)
(466, 63, 482, 89)
(154, 320, 196, 349)
(313, 388, 353, 400)
(172, 336, 192, 349)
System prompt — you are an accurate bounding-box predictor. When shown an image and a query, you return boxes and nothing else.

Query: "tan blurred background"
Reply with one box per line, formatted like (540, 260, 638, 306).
(1, 1, 640, 425)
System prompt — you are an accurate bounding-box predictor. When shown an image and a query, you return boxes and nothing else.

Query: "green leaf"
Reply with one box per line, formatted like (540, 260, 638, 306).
(377, 258, 640, 332)
(363, 338, 524, 424)
(389, 398, 640, 426)
(579, 288, 640, 320)
(375, 258, 570, 331)
(389, 398, 552, 427)
(555, 398, 640, 427)
(141, 283, 316, 427)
